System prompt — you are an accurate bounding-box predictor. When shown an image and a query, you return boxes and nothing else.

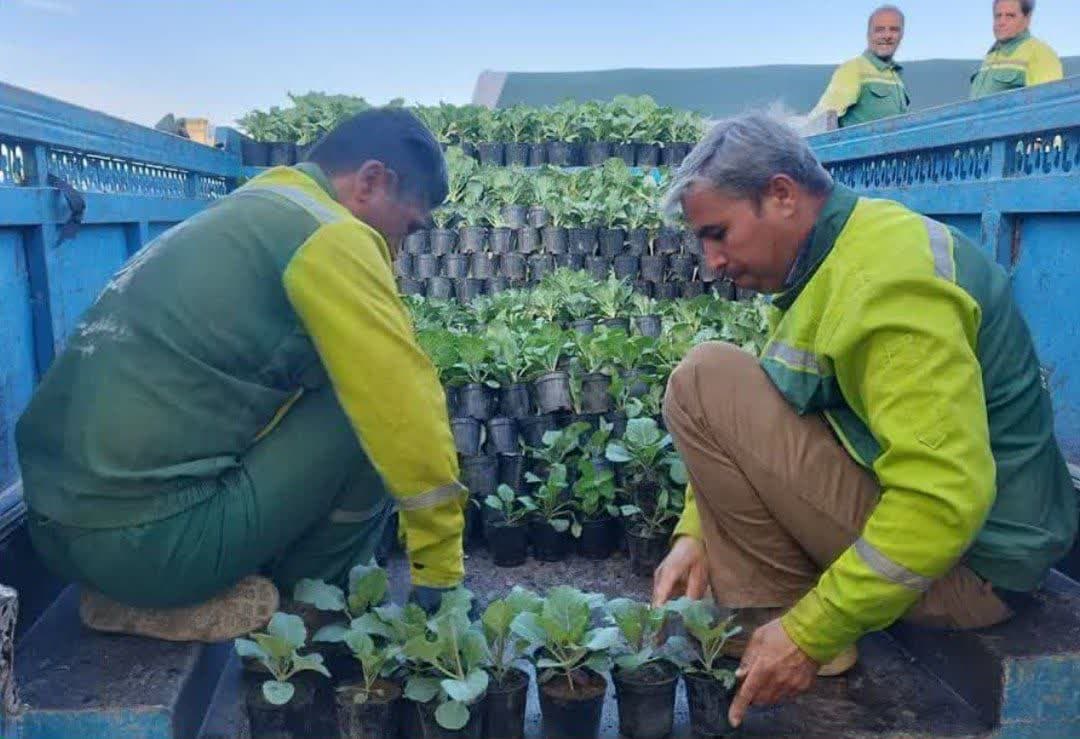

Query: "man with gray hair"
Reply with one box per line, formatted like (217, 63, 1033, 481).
(651, 113, 1076, 727)
(809, 5, 909, 128)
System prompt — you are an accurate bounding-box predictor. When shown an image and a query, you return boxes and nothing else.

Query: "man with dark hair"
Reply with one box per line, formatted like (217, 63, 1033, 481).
(16, 108, 465, 641)
(810, 5, 909, 128)
(971, 0, 1062, 99)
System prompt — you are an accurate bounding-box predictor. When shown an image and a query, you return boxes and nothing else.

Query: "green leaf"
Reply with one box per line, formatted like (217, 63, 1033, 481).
(550, 518, 570, 533)
(570, 521, 582, 538)
(347, 563, 389, 614)
(344, 630, 375, 657)
(234, 638, 266, 660)
(403, 635, 443, 664)
(312, 623, 349, 643)
(293, 578, 346, 612)
(262, 680, 295, 705)
(584, 627, 620, 652)
(605, 443, 632, 463)
(267, 612, 307, 650)
(435, 699, 470, 730)
(510, 611, 546, 646)
(442, 669, 489, 703)
(584, 653, 614, 674)
(292, 651, 332, 678)
(404, 676, 440, 703)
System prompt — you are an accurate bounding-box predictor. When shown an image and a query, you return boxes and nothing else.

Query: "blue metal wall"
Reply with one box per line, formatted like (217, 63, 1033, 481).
(809, 78, 1080, 465)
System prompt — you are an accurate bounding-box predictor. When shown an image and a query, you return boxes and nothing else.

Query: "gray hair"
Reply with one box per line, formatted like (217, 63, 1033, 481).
(994, 0, 1034, 16)
(662, 112, 833, 218)
(868, 5, 906, 31)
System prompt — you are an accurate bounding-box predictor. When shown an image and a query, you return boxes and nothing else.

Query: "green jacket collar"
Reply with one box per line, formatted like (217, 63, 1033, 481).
(772, 185, 860, 311)
(990, 29, 1031, 55)
(293, 162, 340, 203)
(863, 50, 902, 72)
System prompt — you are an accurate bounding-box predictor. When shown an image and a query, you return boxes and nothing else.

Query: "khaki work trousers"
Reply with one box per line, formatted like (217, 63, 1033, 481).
(662, 342, 1012, 630)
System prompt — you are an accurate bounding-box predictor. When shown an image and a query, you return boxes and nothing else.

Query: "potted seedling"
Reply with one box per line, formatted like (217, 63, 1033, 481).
(572, 330, 613, 414)
(484, 484, 536, 567)
(570, 456, 623, 560)
(481, 587, 544, 739)
(511, 586, 617, 739)
(453, 334, 497, 421)
(593, 274, 634, 334)
(235, 613, 332, 738)
(489, 323, 534, 419)
(543, 101, 581, 165)
(526, 324, 573, 414)
(632, 294, 663, 338)
(606, 598, 681, 739)
(333, 628, 403, 739)
(666, 599, 743, 738)
(300, 563, 391, 679)
(525, 462, 576, 562)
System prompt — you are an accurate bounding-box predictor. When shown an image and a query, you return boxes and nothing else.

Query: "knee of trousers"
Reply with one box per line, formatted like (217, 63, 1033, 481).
(664, 342, 760, 417)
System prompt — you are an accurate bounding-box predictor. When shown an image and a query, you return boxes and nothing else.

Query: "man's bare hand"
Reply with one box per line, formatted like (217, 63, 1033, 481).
(728, 618, 818, 727)
(651, 536, 708, 606)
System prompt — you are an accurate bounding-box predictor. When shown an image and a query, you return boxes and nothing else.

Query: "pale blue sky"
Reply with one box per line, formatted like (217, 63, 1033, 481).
(3, 0, 1078, 127)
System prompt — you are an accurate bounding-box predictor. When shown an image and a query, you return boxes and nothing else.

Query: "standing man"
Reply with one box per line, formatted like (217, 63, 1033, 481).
(809, 5, 909, 128)
(17, 108, 467, 641)
(652, 114, 1076, 727)
(971, 0, 1063, 99)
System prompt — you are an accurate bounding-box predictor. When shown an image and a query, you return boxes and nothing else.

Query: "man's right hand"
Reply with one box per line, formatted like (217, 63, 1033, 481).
(652, 535, 709, 606)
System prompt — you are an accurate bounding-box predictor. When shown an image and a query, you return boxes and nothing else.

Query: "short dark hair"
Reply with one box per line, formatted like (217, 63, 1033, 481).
(305, 107, 448, 210)
(994, 0, 1034, 16)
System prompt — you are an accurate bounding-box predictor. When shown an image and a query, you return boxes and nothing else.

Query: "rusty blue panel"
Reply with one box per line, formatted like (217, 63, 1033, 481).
(47, 224, 128, 345)
(0, 229, 34, 489)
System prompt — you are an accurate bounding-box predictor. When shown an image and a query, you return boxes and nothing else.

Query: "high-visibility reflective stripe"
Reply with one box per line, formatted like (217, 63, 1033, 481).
(241, 184, 344, 225)
(330, 497, 392, 524)
(854, 537, 934, 592)
(921, 217, 955, 281)
(763, 342, 828, 375)
(398, 481, 467, 511)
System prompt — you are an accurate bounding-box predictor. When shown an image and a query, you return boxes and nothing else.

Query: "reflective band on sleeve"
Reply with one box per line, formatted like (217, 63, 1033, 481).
(921, 217, 955, 282)
(329, 497, 392, 525)
(397, 481, 467, 511)
(241, 184, 345, 225)
(854, 537, 934, 592)
(763, 341, 828, 375)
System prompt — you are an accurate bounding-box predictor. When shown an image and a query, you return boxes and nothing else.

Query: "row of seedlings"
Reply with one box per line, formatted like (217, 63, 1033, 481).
(239, 565, 744, 739)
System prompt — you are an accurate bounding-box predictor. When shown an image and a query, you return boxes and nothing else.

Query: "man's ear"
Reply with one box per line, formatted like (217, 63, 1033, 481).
(765, 175, 799, 217)
(353, 160, 388, 202)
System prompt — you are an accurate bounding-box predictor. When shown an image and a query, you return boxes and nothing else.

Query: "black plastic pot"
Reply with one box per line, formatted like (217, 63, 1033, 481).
(493, 253, 523, 282)
(621, 368, 650, 398)
(528, 142, 548, 166)
(614, 142, 636, 166)
(530, 519, 573, 562)
(529, 254, 555, 282)
(486, 417, 520, 455)
(334, 680, 401, 739)
(405, 230, 430, 255)
(627, 529, 669, 577)
(471, 252, 497, 279)
(602, 317, 631, 334)
(269, 141, 297, 166)
(445, 386, 461, 419)
(487, 521, 529, 567)
(661, 141, 692, 167)
(538, 671, 607, 739)
(571, 318, 595, 335)
(241, 139, 270, 167)
(669, 254, 695, 282)
(632, 280, 653, 297)
(613, 254, 640, 281)
(485, 668, 530, 739)
(393, 254, 412, 278)
(578, 516, 618, 559)
(568, 227, 598, 256)
(606, 411, 628, 438)
(546, 141, 577, 166)
(640, 255, 667, 283)
(451, 417, 482, 455)
(444, 253, 470, 279)
(452, 278, 482, 302)
(628, 229, 651, 257)
(527, 205, 551, 229)
(635, 314, 663, 338)
(580, 372, 612, 414)
(586, 256, 610, 282)
(430, 228, 457, 255)
(490, 276, 510, 294)
(460, 454, 499, 499)
(533, 370, 573, 413)
(554, 253, 585, 271)
(499, 383, 532, 419)
(585, 141, 614, 165)
(498, 453, 527, 491)
(477, 141, 505, 166)
(245, 674, 318, 738)
(635, 143, 661, 167)
(427, 276, 454, 300)
(505, 143, 530, 168)
(682, 229, 703, 256)
(461, 141, 479, 160)
(685, 670, 738, 737)
(499, 205, 529, 229)
(598, 228, 626, 258)
(518, 226, 541, 255)
(655, 227, 681, 255)
(569, 413, 601, 432)
(682, 281, 706, 299)
(460, 382, 494, 420)
(459, 226, 488, 254)
(656, 283, 680, 300)
(542, 226, 569, 255)
(737, 286, 757, 302)
(488, 227, 514, 255)
(403, 694, 486, 739)
(415, 253, 440, 279)
(400, 278, 425, 297)
(518, 413, 556, 448)
(612, 663, 679, 739)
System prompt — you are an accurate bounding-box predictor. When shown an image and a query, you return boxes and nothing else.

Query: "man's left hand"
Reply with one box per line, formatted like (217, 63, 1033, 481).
(728, 618, 818, 727)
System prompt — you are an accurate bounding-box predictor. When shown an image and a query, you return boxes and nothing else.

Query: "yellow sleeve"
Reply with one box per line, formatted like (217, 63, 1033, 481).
(283, 220, 465, 588)
(1027, 42, 1064, 86)
(811, 60, 862, 118)
(781, 277, 995, 663)
(672, 484, 702, 540)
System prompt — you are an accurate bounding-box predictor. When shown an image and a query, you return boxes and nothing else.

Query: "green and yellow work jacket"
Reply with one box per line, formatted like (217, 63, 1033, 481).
(971, 31, 1063, 99)
(675, 186, 1076, 663)
(811, 51, 909, 128)
(16, 163, 466, 588)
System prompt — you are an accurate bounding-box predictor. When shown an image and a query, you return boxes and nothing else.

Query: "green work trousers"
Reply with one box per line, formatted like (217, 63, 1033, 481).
(28, 385, 392, 608)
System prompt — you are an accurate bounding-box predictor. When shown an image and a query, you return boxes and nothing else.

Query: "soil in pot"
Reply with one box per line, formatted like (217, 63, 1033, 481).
(498, 453, 527, 491)
(403, 693, 486, 739)
(415, 253, 440, 279)
(684, 669, 739, 737)
(538, 670, 608, 739)
(530, 519, 573, 562)
(404, 230, 430, 255)
(471, 252, 497, 279)
(505, 143, 530, 167)
(546, 141, 576, 166)
(586, 256, 611, 282)
(485, 667, 530, 739)
(599, 228, 627, 258)
(399, 278, 425, 297)
(499, 383, 532, 418)
(533, 371, 573, 414)
(490, 227, 515, 254)
(635, 314, 663, 338)
(614, 142, 636, 166)
(518, 413, 556, 448)
(579, 372, 612, 414)
(613, 255, 640, 281)
(578, 516, 618, 559)
(334, 679, 401, 739)
(626, 528, 670, 577)
(487, 520, 529, 567)
(542, 226, 569, 254)
(528, 142, 548, 167)
(444, 253, 469, 279)
(460, 454, 499, 499)
(612, 662, 679, 739)
(568, 227, 598, 256)
(459, 382, 493, 420)
(430, 228, 457, 255)
(641, 255, 667, 283)
(572, 318, 595, 335)
(635, 143, 661, 167)
(451, 417, 482, 456)
(486, 417, 520, 455)
(459, 226, 488, 254)
(427, 277, 454, 301)
(585, 141, 614, 165)
(477, 141, 505, 166)
(518, 227, 541, 255)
